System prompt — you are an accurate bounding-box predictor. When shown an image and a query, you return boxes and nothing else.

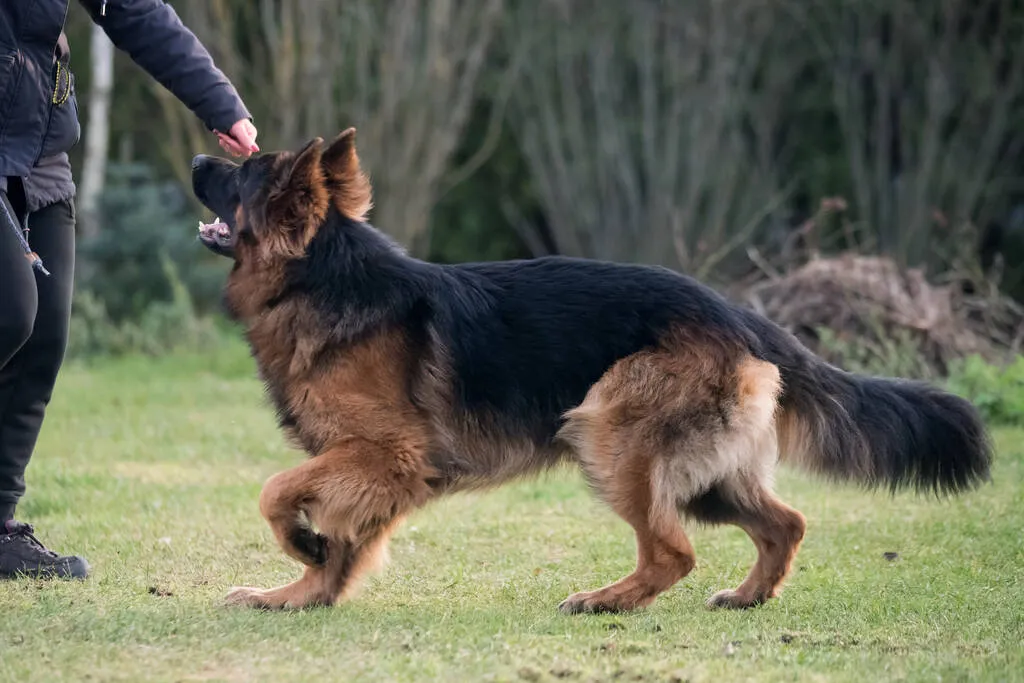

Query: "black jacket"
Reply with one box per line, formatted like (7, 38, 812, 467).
(0, 0, 250, 208)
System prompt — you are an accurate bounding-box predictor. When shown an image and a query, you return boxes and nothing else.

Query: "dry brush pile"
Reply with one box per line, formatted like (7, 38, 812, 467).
(740, 253, 1024, 377)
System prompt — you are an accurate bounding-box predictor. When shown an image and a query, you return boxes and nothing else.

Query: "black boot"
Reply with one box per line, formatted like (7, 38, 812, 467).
(0, 520, 89, 580)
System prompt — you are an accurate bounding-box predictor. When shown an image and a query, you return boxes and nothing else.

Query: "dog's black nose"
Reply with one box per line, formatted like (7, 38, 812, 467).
(191, 154, 211, 171)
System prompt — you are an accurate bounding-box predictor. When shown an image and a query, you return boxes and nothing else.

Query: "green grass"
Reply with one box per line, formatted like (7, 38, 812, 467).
(1, 339, 1022, 682)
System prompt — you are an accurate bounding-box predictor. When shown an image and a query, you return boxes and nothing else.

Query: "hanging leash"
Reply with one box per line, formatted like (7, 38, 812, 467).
(0, 192, 50, 277)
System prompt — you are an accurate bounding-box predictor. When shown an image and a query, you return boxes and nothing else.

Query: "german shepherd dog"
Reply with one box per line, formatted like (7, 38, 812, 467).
(191, 130, 992, 613)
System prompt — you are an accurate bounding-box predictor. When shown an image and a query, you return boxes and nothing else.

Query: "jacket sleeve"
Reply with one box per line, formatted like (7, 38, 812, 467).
(77, 0, 251, 134)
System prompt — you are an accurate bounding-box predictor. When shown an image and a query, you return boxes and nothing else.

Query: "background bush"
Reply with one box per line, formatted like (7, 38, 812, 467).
(67, 255, 227, 362)
(946, 355, 1024, 426)
(75, 162, 229, 323)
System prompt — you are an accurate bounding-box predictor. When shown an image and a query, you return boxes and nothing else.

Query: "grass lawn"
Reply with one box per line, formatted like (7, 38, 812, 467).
(1, 339, 1022, 682)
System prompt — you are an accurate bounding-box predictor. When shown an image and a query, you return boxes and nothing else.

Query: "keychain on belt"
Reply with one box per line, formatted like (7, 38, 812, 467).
(1, 193, 51, 277)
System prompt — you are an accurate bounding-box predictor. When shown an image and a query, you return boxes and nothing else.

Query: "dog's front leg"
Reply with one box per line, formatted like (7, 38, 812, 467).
(224, 438, 432, 610)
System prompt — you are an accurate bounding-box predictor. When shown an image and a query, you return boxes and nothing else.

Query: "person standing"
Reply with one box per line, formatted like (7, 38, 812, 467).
(0, 0, 258, 579)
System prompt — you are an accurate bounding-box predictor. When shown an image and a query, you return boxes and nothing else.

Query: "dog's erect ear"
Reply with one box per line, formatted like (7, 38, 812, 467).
(322, 128, 372, 222)
(266, 137, 326, 215)
(261, 137, 330, 259)
(286, 137, 325, 194)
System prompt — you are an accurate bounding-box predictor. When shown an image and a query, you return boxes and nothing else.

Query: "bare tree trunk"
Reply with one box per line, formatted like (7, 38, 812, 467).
(78, 23, 114, 241)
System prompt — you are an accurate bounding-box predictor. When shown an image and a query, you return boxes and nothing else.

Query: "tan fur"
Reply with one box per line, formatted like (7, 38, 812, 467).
(775, 405, 815, 472)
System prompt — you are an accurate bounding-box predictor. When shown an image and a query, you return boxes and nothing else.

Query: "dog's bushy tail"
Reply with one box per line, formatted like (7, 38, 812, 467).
(739, 311, 993, 494)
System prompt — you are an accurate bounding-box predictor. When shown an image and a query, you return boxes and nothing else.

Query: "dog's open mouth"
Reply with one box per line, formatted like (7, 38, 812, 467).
(198, 217, 230, 242)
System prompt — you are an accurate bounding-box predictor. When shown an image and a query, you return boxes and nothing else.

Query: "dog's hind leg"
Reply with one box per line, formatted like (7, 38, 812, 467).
(556, 448, 697, 614)
(680, 357, 804, 610)
(557, 345, 783, 614)
(685, 476, 806, 609)
(225, 437, 432, 610)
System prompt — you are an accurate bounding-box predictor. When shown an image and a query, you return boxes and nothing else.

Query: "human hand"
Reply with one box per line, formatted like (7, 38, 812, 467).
(215, 119, 260, 158)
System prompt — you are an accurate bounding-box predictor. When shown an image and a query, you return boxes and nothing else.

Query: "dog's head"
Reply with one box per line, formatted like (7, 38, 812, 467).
(191, 128, 371, 261)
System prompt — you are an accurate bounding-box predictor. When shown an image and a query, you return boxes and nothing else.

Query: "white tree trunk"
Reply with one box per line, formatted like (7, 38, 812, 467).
(78, 23, 114, 241)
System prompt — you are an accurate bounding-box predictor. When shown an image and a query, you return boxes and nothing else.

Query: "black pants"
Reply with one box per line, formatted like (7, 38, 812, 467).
(0, 180, 75, 522)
